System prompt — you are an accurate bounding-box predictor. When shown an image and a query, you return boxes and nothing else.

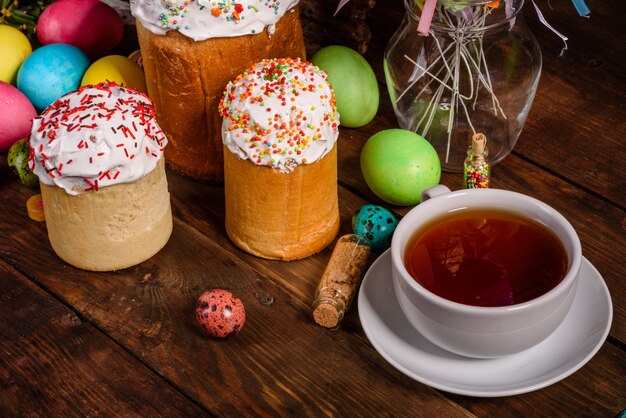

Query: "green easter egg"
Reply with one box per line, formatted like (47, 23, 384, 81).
(8, 138, 39, 187)
(311, 45, 379, 128)
(360, 129, 441, 206)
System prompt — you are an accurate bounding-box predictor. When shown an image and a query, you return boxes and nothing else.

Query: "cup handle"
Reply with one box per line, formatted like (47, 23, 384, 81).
(421, 185, 451, 203)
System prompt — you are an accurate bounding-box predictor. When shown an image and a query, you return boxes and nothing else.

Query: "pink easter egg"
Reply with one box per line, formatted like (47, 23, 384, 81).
(37, 0, 124, 60)
(0, 81, 37, 152)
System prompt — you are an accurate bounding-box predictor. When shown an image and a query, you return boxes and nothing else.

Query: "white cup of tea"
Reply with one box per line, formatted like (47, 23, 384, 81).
(391, 185, 582, 358)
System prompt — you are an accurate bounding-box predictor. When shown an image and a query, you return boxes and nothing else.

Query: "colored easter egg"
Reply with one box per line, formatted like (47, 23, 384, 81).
(37, 0, 123, 59)
(195, 289, 246, 338)
(311, 45, 379, 128)
(26, 194, 46, 222)
(352, 205, 398, 252)
(360, 129, 441, 206)
(0, 25, 32, 84)
(7, 138, 38, 187)
(0, 81, 37, 151)
(128, 50, 144, 69)
(17, 44, 90, 112)
(81, 55, 147, 94)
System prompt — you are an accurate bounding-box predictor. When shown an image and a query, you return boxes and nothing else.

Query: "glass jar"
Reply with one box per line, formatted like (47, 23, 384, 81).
(384, 0, 541, 172)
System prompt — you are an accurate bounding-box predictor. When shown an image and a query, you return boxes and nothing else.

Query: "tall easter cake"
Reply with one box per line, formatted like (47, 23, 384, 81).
(29, 82, 173, 271)
(131, 0, 306, 181)
(220, 58, 340, 260)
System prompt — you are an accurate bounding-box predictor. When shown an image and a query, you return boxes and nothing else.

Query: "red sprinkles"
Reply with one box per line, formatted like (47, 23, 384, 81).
(29, 82, 167, 194)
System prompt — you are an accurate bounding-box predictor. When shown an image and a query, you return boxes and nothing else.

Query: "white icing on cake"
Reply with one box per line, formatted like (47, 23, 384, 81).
(219, 58, 339, 173)
(29, 82, 167, 195)
(131, 0, 299, 41)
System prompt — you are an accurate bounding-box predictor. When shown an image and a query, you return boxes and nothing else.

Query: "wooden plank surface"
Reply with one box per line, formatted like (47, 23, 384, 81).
(0, 0, 624, 415)
(1, 157, 625, 416)
(0, 261, 207, 417)
(0, 183, 468, 416)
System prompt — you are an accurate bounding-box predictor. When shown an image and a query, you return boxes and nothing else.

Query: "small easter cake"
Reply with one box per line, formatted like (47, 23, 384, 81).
(132, 0, 306, 181)
(29, 82, 173, 271)
(220, 58, 340, 260)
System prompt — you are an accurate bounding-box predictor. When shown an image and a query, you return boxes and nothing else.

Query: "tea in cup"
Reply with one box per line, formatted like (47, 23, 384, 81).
(391, 186, 581, 358)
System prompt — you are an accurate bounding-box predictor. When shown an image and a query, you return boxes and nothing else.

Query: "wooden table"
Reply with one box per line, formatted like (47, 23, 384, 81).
(1, 1, 624, 416)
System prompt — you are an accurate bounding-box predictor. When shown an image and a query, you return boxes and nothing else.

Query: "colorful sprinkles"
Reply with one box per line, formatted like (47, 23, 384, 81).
(464, 161, 490, 188)
(219, 58, 339, 171)
(142, 0, 290, 36)
(29, 82, 167, 195)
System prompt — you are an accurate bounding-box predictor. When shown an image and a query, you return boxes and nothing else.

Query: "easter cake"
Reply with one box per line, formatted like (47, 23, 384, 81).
(131, 0, 306, 182)
(219, 58, 339, 260)
(29, 82, 172, 271)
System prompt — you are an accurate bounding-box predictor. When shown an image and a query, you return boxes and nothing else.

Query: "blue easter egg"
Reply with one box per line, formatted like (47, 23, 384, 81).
(352, 204, 399, 252)
(17, 44, 89, 111)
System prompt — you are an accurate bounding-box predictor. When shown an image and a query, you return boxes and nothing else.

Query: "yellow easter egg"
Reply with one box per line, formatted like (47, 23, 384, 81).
(81, 55, 147, 94)
(0, 25, 32, 85)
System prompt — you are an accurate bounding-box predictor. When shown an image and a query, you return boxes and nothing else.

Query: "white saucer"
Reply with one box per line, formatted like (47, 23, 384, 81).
(358, 250, 613, 397)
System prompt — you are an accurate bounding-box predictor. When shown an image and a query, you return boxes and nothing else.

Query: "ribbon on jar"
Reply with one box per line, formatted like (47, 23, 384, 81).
(531, 0, 569, 55)
(334, 0, 350, 15)
(417, 0, 439, 35)
(571, 0, 591, 17)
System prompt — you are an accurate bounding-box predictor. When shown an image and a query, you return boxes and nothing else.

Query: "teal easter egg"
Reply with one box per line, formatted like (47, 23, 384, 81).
(360, 129, 441, 206)
(311, 45, 379, 128)
(352, 205, 398, 252)
(17, 44, 89, 111)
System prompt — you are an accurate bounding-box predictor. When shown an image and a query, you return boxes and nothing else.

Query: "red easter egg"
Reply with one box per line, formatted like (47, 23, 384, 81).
(195, 289, 246, 338)
(37, 0, 124, 60)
